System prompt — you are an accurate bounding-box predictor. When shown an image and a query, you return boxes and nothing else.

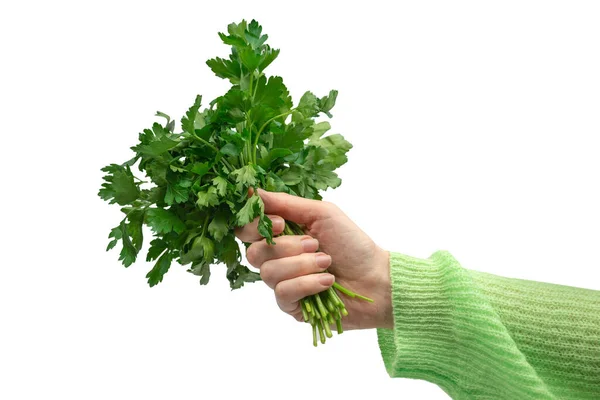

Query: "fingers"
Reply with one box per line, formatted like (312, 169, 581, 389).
(275, 273, 335, 313)
(261, 252, 332, 289)
(235, 189, 341, 243)
(256, 188, 339, 225)
(235, 214, 285, 243)
(245, 235, 319, 269)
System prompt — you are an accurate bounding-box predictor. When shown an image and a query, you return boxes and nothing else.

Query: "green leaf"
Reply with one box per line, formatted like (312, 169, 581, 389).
(258, 148, 293, 169)
(190, 262, 212, 285)
(208, 210, 229, 241)
(134, 137, 179, 157)
(196, 187, 220, 208)
(258, 46, 279, 72)
(219, 87, 250, 122)
(296, 91, 320, 118)
(272, 118, 314, 152)
(265, 172, 290, 193)
(146, 251, 173, 287)
(144, 160, 168, 187)
(312, 167, 341, 190)
(236, 194, 264, 226)
(309, 121, 331, 141)
(99, 164, 140, 206)
(181, 95, 202, 134)
(132, 123, 179, 156)
(257, 214, 274, 245)
(279, 165, 303, 186)
(127, 210, 144, 251)
(180, 236, 215, 265)
(146, 208, 186, 234)
(220, 142, 241, 157)
(230, 265, 261, 289)
(189, 162, 211, 177)
(118, 220, 137, 267)
(227, 20, 248, 40)
(146, 238, 168, 262)
(106, 232, 119, 251)
(219, 234, 242, 275)
(212, 176, 229, 196)
(253, 76, 292, 114)
(319, 90, 338, 117)
(246, 20, 268, 49)
(239, 46, 261, 70)
(230, 165, 257, 193)
(165, 182, 189, 205)
(310, 133, 353, 168)
(106, 226, 122, 251)
(206, 56, 242, 83)
(218, 32, 246, 47)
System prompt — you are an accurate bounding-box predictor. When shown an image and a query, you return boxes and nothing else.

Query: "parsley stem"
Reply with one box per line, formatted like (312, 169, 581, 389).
(317, 319, 326, 344)
(314, 292, 329, 318)
(327, 287, 341, 307)
(323, 318, 333, 338)
(332, 282, 374, 302)
(335, 317, 343, 334)
(300, 299, 309, 322)
(324, 296, 336, 313)
(221, 158, 235, 172)
(201, 214, 209, 238)
(191, 133, 218, 152)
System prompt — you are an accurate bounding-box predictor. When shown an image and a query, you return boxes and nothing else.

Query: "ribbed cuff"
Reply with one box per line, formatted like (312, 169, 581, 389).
(376, 251, 556, 399)
(376, 250, 467, 398)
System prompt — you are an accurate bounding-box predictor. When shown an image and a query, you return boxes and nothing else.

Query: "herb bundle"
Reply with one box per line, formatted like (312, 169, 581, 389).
(99, 20, 372, 346)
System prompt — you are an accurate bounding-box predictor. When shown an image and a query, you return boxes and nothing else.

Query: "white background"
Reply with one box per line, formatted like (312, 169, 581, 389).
(1, 1, 599, 399)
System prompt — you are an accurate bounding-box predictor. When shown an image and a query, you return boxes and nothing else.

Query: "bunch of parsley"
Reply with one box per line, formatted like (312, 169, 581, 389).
(99, 20, 371, 346)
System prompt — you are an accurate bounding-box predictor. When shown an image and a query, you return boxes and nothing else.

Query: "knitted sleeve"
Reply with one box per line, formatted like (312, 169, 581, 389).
(376, 251, 600, 399)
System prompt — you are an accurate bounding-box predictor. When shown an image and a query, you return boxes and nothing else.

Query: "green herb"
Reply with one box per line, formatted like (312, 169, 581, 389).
(99, 19, 372, 346)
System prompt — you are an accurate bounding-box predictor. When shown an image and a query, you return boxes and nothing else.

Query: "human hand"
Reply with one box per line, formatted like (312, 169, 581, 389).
(235, 189, 392, 330)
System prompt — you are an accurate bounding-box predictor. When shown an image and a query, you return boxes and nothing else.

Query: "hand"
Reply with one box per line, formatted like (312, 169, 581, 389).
(235, 189, 392, 330)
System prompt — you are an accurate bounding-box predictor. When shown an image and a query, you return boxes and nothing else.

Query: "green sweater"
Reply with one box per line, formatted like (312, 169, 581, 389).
(377, 251, 600, 399)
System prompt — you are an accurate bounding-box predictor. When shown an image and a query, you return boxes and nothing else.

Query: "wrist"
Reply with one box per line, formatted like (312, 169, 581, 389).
(374, 248, 393, 329)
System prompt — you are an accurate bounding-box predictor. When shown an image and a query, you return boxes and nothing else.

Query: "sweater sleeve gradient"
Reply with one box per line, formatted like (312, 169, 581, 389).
(376, 251, 600, 399)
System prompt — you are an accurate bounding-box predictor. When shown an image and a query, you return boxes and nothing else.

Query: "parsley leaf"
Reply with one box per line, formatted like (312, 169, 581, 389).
(181, 95, 202, 134)
(146, 251, 173, 287)
(230, 165, 257, 193)
(98, 164, 140, 205)
(236, 194, 263, 226)
(208, 209, 229, 242)
(146, 209, 186, 234)
(196, 187, 220, 208)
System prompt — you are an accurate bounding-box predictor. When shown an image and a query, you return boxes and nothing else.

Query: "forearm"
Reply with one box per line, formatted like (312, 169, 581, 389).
(376, 250, 600, 399)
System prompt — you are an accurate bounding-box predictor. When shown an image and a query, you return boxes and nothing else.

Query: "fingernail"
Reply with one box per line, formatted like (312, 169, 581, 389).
(302, 238, 319, 252)
(272, 217, 284, 231)
(315, 253, 331, 269)
(318, 274, 334, 286)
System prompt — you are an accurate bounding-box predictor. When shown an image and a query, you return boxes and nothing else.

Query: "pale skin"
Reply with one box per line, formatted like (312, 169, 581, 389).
(235, 188, 393, 330)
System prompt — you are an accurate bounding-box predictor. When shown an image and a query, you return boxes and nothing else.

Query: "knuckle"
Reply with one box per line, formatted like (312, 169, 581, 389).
(274, 282, 289, 303)
(260, 261, 274, 285)
(323, 201, 340, 213)
(245, 244, 260, 266)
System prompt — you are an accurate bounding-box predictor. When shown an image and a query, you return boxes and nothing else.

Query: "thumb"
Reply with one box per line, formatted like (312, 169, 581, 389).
(256, 188, 332, 225)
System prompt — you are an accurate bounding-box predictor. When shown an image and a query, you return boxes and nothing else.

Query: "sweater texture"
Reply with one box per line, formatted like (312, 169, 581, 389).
(377, 251, 600, 399)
